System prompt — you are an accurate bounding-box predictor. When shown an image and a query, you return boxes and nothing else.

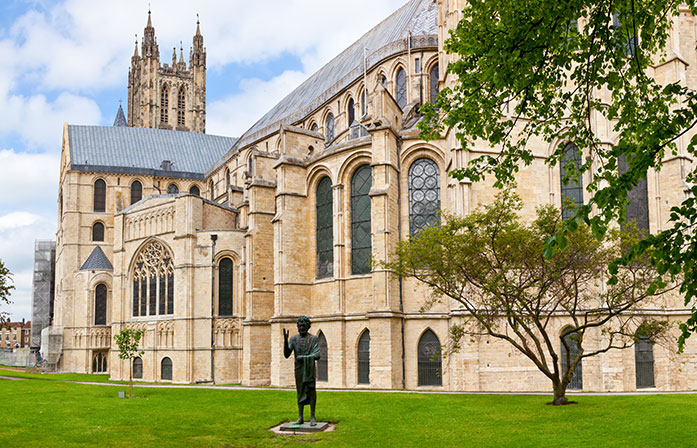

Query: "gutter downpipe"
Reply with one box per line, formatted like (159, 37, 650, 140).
(397, 137, 406, 390)
(210, 234, 218, 383)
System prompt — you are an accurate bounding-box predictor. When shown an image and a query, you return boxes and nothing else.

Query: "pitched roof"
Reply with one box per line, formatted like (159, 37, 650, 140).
(219, 0, 437, 161)
(80, 246, 114, 271)
(113, 105, 128, 127)
(68, 125, 236, 178)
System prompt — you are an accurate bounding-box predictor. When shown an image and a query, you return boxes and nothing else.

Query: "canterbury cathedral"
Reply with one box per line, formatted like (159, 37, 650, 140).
(47, 0, 697, 391)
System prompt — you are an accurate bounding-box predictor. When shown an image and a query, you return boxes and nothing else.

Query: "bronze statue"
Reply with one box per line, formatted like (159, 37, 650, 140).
(283, 315, 320, 426)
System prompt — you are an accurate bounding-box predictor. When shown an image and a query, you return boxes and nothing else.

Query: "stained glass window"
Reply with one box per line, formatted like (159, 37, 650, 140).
(348, 98, 355, 126)
(93, 179, 106, 212)
(317, 332, 328, 382)
(429, 63, 439, 102)
(560, 143, 584, 221)
(619, 154, 649, 230)
(94, 284, 107, 325)
(395, 68, 407, 109)
(351, 165, 372, 275)
(316, 177, 334, 278)
(417, 330, 442, 386)
(358, 330, 370, 384)
(133, 357, 143, 379)
(219, 258, 233, 316)
(561, 330, 583, 390)
(409, 158, 440, 235)
(161, 357, 172, 380)
(325, 113, 335, 143)
(177, 88, 186, 126)
(92, 222, 105, 242)
(167, 184, 179, 194)
(132, 241, 175, 316)
(131, 181, 142, 205)
(189, 185, 200, 196)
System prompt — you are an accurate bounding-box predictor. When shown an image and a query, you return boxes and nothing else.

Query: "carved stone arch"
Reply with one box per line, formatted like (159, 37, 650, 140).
(214, 249, 241, 266)
(88, 272, 112, 291)
(401, 144, 446, 171)
(306, 164, 334, 197)
(337, 151, 373, 186)
(128, 237, 174, 277)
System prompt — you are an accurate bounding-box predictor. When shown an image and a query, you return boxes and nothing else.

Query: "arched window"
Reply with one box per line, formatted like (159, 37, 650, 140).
(358, 330, 370, 384)
(133, 357, 143, 379)
(132, 240, 174, 316)
(317, 332, 328, 382)
(160, 85, 169, 124)
(177, 87, 186, 126)
(395, 67, 407, 109)
(409, 158, 440, 235)
(92, 352, 107, 373)
(635, 338, 655, 389)
(93, 179, 106, 212)
(347, 98, 355, 126)
(561, 330, 583, 390)
(351, 165, 372, 275)
(161, 357, 172, 380)
(167, 184, 179, 194)
(361, 88, 367, 116)
(429, 63, 439, 102)
(560, 142, 584, 221)
(325, 113, 335, 143)
(94, 284, 107, 325)
(418, 330, 442, 386)
(619, 154, 649, 230)
(209, 180, 215, 200)
(316, 177, 334, 278)
(311, 123, 319, 132)
(131, 180, 142, 205)
(92, 222, 105, 242)
(218, 258, 233, 316)
(225, 169, 231, 192)
(189, 185, 200, 196)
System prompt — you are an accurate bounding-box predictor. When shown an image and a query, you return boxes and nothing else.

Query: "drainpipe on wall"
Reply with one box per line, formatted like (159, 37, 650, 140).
(396, 137, 406, 390)
(210, 234, 218, 384)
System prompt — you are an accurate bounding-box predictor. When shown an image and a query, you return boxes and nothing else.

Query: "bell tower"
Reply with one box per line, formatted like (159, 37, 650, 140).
(127, 11, 206, 133)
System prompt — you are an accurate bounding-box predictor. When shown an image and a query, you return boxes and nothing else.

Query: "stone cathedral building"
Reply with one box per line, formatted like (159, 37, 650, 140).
(49, 0, 697, 391)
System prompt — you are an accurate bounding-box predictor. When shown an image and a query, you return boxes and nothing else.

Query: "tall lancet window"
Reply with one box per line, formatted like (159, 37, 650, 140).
(160, 85, 169, 124)
(177, 87, 186, 126)
(560, 142, 584, 221)
(132, 240, 175, 317)
(316, 177, 334, 278)
(395, 67, 407, 109)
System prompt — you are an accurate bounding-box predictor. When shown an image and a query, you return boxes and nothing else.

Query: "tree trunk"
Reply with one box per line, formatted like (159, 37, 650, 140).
(552, 382, 569, 405)
(129, 360, 133, 398)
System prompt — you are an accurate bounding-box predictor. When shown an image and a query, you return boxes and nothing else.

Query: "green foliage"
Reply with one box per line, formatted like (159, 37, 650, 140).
(419, 1, 697, 348)
(2, 379, 697, 447)
(114, 328, 144, 398)
(384, 193, 672, 403)
(0, 259, 15, 324)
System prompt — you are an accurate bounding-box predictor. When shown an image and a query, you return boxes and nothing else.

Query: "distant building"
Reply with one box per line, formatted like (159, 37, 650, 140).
(1, 319, 31, 350)
(31, 240, 56, 349)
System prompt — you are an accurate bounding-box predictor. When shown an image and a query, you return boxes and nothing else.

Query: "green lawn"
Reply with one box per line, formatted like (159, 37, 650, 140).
(2, 375, 697, 447)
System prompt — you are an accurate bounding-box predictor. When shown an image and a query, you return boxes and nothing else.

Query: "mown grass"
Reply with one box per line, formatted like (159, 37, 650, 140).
(2, 376, 697, 447)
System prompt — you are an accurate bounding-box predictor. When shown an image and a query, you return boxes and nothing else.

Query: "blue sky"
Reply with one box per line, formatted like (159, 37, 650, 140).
(0, 0, 406, 321)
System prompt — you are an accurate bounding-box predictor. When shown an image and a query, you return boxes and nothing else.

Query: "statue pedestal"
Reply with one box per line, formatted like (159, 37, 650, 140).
(278, 421, 330, 433)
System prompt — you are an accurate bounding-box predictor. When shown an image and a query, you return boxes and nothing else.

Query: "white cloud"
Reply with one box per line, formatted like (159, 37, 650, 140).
(207, 70, 309, 137)
(0, 150, 60, 208)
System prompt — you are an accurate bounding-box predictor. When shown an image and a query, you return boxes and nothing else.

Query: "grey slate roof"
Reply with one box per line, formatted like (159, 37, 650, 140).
(80, 246, 113, 271)
(221, 0, 437, 160)
(113, 105, 127, 127)
(68, 125, 236, 178)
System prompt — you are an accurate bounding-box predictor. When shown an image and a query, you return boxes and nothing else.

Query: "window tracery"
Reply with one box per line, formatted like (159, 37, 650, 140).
(132, 240, 174, 316)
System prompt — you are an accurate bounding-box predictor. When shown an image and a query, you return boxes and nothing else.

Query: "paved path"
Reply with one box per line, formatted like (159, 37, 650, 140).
(3, 374, 697, 396)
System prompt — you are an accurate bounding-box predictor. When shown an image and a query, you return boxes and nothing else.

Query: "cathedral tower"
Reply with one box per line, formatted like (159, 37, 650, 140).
(127, 11, 206, 133)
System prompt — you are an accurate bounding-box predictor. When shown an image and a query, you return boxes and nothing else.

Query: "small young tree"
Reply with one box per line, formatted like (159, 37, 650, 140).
(114, 328, 144, 398)
(385, 193, 675, 405)
(0, 259, 15, 324)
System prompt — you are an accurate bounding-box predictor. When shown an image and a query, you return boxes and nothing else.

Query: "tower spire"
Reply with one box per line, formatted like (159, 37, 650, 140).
(141, 9, 159, 59)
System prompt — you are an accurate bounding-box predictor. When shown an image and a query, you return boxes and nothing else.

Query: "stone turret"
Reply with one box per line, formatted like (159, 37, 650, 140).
(127, 11, 206, 133)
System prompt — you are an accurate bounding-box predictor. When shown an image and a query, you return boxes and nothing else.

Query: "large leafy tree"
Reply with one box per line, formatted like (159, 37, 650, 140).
(385, 194, 673, 404)
(0, 259, 15, 324)
(420, 0, 697, 347)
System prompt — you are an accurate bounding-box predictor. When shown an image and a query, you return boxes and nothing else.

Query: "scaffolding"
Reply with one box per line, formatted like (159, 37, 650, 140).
(31, 240, 55, 350)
